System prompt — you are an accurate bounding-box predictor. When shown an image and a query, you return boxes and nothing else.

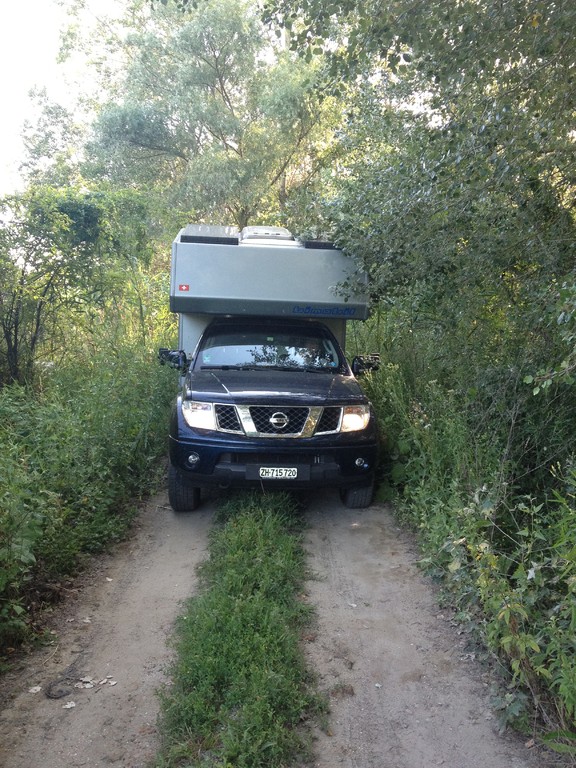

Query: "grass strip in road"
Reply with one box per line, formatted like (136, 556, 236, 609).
(155, 492, 326, 768)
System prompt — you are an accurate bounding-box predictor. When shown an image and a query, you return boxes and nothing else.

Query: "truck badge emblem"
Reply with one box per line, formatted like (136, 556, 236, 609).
(269, 412, 289, 429)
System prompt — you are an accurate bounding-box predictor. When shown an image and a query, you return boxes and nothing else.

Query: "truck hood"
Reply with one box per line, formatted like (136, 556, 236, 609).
(186, 369, 366, 404)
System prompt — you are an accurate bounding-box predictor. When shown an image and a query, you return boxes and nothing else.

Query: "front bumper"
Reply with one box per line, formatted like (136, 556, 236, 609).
(169, 430, 378, 491)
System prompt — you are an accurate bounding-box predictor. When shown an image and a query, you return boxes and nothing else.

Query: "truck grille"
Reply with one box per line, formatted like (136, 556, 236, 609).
(215, 404, 243, 433)
(212, 404, 343, 437)
(249, 406, 309, 434)
(316, 406, 342, 434)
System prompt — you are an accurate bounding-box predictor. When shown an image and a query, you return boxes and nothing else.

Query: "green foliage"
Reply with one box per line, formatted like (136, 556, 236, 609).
(0, 411, 48, 644)
(74, 0, 341, 228)
(267, 0, 576, 739)
(265, 0, 576, 100)
(20, 89, 87, 189)
(0, 186, 152, 386)
(156, 493, 325, 767)
(361, 311, 576, 741)
(0, 344, 175, 651)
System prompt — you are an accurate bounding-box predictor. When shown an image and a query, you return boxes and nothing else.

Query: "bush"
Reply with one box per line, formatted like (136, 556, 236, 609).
(360, 306, 576, 747)
(0, 347, 175, 651)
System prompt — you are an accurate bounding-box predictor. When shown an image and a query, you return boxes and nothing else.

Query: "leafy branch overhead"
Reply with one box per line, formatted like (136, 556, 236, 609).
(85, 0, 341, 228)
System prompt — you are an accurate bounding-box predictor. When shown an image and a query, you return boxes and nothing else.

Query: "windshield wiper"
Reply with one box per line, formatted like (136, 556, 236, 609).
(301, 366, 335, 373)
(258, 364, 305, 372)
(199, 364, 334, 373)
(199, 364, 260, 371)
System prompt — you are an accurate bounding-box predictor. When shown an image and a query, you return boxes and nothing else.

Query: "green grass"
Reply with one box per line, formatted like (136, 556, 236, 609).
(0, 350, 175, 651)
(155, 492, 327, 768)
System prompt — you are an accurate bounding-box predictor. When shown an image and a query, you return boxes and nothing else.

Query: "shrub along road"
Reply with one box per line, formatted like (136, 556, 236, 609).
(0, 489, 562, 768)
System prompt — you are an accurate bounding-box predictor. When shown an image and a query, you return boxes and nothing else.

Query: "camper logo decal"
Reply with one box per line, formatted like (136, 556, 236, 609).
(178, 284, 190, 291)
(292, 304, 357, 317)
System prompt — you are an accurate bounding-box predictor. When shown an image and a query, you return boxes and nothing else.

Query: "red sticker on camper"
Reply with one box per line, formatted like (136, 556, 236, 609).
(178, 284, 190, 291)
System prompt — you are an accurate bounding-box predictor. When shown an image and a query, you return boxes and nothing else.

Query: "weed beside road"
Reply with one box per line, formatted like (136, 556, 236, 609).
(0, 352, 174, 654)
(155, 492, 326, 768)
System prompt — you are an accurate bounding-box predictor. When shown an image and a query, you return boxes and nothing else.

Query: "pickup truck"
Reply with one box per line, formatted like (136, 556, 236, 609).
(160, 224, 379, 510)
(166, 314, 378, 510)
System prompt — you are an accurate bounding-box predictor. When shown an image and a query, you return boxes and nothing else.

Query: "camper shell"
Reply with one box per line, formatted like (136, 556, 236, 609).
(170, 224, 369, 356)
(161, 225, 379, 511)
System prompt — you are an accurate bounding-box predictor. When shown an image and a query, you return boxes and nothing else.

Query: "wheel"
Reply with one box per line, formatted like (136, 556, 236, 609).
(168, 463, 201, 512)
(340, 483, 374, 509)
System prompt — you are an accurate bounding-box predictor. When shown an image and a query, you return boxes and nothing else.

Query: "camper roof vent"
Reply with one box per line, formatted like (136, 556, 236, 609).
(240, 226, 294, 241)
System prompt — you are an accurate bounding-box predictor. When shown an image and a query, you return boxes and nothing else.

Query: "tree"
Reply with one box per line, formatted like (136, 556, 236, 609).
(266, 0, 576, 362)
(0, 187, 151, 385)
(19, 89, 87, 189)
(259, 0, 576, 500)
(80, 0, 340, 228)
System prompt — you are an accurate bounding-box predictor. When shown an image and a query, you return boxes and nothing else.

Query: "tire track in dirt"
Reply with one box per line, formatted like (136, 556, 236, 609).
(0, 492, 213, 768)
(301, 495, 560, 768)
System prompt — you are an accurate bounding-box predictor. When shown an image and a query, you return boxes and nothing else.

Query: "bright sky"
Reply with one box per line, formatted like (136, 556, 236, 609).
(0, 0, 121, 196)
(0, 1, 70, 194)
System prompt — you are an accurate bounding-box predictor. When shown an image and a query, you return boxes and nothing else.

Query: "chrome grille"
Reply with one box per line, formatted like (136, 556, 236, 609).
(249, 406, 309, 435)
(214, 404, 243, 433)
(211, 403, 341, 438)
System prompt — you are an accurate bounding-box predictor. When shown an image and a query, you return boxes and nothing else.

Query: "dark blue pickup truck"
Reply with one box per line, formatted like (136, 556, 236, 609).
(160, 224, 379, 511)
(166, 316, 378, 510)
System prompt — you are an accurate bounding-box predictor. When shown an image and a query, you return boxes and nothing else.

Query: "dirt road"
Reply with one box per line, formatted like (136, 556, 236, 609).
(301, 494, 557, 768)
(0, 493, 213, 768)
(0, 490, 560, 768)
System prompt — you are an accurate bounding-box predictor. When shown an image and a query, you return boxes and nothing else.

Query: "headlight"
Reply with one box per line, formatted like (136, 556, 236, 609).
(181, 400, 216, 430)
(341, 404, 371, 432)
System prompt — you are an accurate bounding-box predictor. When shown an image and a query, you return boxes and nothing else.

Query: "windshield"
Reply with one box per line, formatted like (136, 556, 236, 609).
(194, 325, 343, 371)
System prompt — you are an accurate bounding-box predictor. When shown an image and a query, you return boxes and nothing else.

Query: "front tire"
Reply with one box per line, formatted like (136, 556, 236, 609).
(340, 483, 374, 509)
(168, 463, 201, 512)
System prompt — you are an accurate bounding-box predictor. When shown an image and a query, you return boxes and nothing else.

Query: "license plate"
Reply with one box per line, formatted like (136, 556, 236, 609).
(259, 467, 298, 479)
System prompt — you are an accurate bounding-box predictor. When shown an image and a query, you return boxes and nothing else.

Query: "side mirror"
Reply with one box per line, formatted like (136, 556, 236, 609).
(352, 353, 381, 376)
(158, 348, 188, 371)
